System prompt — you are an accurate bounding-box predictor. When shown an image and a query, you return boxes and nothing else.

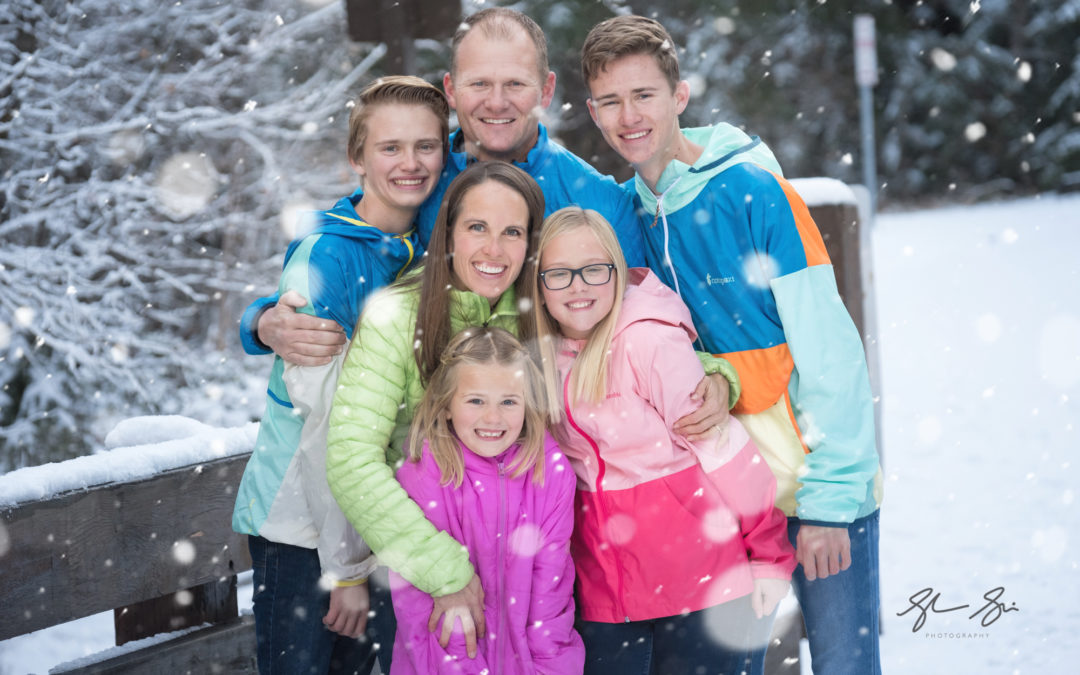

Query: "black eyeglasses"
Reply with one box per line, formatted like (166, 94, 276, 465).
(538, 263, 615, 291)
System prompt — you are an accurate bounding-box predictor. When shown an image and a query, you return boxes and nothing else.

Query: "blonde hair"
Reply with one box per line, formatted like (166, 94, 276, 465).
(531, 207, 628, 420)
(407, 326, 549, 487)
(347, 75, 450, 165)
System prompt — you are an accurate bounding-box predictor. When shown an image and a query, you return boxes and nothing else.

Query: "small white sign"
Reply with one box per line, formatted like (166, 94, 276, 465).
(854, 15, 878, 87)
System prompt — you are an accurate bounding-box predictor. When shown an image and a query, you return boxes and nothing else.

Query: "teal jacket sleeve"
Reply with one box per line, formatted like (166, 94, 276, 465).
(770, 264, 879, 524)
(239, 293, 279, 355)
(325, 290, 475, 596)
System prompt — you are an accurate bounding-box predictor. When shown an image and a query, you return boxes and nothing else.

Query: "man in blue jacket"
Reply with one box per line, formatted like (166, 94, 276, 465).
(580, 15, 883, 675)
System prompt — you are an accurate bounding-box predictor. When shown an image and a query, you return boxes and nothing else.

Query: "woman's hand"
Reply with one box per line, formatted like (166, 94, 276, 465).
(750, 577, 790, 619)
(428, 574, 486, 657)
(323, 582, 370, 638)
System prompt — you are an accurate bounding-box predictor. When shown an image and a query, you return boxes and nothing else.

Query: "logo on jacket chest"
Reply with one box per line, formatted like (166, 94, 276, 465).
(705, 272, 735, 287)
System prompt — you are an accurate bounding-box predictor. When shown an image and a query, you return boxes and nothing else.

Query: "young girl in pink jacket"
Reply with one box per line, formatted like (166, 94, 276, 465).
(531, 207, 796, 675)
(390, 327, 584, 674)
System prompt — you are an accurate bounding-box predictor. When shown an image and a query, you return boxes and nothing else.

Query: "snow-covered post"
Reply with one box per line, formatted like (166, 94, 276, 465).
(790, 179, 884, 462)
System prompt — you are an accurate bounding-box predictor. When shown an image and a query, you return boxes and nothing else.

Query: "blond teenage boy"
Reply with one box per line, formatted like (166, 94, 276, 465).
(582, 15, 883, 675)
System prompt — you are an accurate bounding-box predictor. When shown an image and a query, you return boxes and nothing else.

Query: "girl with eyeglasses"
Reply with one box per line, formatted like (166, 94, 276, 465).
(531, 206, 796, 675)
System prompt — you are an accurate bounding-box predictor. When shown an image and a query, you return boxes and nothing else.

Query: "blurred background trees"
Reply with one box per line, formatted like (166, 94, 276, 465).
(1, 0, 1075, 468)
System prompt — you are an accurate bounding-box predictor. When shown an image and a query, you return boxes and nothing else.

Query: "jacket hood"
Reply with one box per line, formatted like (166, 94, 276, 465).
(284, 189, 417, 262)
(614, 268, 699, 344)
(635, 124, 783, 216)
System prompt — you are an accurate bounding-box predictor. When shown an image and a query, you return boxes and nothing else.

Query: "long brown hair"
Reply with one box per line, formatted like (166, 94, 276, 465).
(407, 326, 549, 487)
(412, 161, 545, 384)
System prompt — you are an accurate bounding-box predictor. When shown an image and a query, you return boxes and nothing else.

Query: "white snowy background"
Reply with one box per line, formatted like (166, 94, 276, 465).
(2, 193, 1078, 674)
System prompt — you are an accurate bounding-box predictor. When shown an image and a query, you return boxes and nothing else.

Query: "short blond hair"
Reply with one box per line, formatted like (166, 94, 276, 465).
(407, 326, 549, 488)
(581, 15, 680, 92)
(346, 75, 450, 165)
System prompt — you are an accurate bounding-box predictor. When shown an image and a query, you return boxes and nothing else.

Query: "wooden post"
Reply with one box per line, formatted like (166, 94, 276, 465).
(114, 575, 238, 646)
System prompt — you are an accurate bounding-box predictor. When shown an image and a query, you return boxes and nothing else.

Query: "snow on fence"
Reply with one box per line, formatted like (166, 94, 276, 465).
(0, 183, 869, 673)
(0, 417, 258, 673)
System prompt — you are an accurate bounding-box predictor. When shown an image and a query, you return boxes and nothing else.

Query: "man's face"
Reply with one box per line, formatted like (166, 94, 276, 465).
(586, 53, 689, 183)
(444, 26, 556, 163)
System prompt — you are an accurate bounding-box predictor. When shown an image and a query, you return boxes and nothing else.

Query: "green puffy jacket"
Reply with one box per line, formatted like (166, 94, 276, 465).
(326, 281, 521, 596)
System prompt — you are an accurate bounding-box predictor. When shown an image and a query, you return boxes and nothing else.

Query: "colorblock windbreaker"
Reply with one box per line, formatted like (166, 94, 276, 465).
(325, 282, 522, 597)
(554, 269, 795, 623)
(631, 124, 883, 526)
(232, 192, 418, 582)
(415, 124, 646, 267)
(391, 436, 584, 674)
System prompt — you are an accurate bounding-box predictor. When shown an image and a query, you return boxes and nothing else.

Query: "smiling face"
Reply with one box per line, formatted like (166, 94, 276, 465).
(448, 361, 526, 458)
(450, 179, 530, 304)
(350, 102, 444, 232)
(586, 53, 690, 187)
(444, 26, 556, 163)
(540, 227, 617, 340)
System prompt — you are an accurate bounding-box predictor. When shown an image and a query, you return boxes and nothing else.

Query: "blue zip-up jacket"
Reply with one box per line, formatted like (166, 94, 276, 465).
(232, 191, 418, 579)
(239, 125, 643, 355)
(633, 124, 883, 525)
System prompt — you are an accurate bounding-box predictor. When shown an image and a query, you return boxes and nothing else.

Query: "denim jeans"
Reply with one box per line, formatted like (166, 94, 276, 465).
(577, 594, 774, 675)
(787, 510, 881, 675)
(249, 536, 394, 675)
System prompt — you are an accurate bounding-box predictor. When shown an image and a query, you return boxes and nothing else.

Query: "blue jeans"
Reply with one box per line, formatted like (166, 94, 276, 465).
(787, 510, 881, 675)
(577, 594, 774, 675)
(249, 536, 394, 675)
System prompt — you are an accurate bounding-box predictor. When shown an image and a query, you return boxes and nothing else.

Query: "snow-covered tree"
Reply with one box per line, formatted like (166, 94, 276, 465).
(0, 0, 446, 469)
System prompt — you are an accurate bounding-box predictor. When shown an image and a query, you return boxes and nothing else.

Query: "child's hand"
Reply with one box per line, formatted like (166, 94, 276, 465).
(674, 373, 730, 442)
(429, 574, 486, 658)
(324, 582, 370, 637)
(750, 577, 789, 619)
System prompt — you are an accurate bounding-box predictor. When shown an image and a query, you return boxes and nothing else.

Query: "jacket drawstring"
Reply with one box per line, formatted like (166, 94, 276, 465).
(656, 177, 707, 352)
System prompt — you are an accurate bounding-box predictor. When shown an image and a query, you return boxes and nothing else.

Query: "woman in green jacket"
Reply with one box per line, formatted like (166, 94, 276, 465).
(326, 161, 542, 659)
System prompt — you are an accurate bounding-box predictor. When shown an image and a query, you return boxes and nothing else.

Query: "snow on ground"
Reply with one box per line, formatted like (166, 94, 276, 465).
(873, 193, 1080, 674)
(1, 194, 1078, 673)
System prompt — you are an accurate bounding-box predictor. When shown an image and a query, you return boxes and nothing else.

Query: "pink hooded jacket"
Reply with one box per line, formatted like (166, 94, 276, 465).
(554, 269, 796, 623)
(390, 434, 584, 674)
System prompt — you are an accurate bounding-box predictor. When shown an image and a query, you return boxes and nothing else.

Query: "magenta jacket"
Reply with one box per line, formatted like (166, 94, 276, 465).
(554, 269, 796, 624)
(390, 434, 584, 674)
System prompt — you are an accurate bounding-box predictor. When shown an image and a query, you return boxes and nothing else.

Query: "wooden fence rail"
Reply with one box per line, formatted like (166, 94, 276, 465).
(1, 453, 256, 673)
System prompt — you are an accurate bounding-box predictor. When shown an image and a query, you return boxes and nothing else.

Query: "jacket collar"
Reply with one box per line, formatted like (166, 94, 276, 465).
(634, 124, 783, 216)
(448, 123, 551, 173)
(283, 188, 418, 265)
(459, 438, 524, 476)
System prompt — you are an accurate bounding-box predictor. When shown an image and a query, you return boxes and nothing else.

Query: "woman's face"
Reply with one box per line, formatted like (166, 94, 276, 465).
(449, 180, 530, 303)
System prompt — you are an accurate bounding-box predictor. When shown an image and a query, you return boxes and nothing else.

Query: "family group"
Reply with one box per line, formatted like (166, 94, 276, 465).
(232, 8, 882, 675)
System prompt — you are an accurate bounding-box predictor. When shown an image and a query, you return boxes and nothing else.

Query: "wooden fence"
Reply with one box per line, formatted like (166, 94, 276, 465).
(1, 453, 256, 673)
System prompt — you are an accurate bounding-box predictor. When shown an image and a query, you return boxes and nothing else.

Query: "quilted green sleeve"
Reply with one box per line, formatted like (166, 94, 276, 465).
(325, 289, 474, 596)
